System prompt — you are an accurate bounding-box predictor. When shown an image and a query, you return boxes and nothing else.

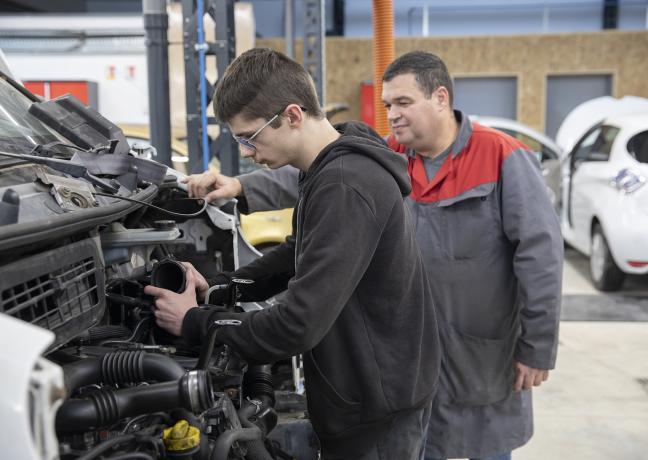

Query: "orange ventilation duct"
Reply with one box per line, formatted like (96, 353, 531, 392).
(372, 0, 395, 137)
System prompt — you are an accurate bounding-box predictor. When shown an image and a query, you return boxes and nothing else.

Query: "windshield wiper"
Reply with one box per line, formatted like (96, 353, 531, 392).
(30, 139, 120, 158)
(0, 150, 119, 193)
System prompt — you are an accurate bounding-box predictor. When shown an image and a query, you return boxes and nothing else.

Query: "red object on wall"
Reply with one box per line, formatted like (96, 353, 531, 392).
(360, 81, 375, 128)
(23, 80, 98, 109)
(23, 81, 46, 98)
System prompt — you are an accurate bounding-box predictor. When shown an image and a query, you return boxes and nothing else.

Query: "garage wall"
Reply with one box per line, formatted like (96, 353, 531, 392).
(453, 76, 518, 119)
(258, 30, 648, 133)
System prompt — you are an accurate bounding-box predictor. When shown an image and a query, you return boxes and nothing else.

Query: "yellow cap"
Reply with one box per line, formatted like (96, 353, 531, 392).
(163, 420, 201, 452)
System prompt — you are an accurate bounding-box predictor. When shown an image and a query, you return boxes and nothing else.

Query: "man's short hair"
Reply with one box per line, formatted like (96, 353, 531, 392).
(382, 51, 454, 106)
(213, 47, 324, 126)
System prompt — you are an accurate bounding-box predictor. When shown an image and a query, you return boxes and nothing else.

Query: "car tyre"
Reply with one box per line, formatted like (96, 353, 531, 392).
(589, 224, 625, 291)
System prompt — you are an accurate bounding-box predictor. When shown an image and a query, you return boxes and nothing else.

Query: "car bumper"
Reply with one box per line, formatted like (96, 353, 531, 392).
(603, 200, 648, 274)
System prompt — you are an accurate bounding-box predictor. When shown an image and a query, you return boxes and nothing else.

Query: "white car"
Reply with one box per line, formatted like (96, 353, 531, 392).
(560, 113, 648, 290)
(470, 115, 563, 212)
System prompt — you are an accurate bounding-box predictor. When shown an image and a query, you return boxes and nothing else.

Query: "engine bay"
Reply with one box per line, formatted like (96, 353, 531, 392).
(0, 74, 314, 460)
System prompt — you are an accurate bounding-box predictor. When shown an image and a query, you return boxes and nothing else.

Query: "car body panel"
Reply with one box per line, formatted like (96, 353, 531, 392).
(240, 207, 293, 248)
(0, 314, 63, 460)
(561, 113, 648, 275)
(556, 96, 648, 156)
(470, 115, 562, 212)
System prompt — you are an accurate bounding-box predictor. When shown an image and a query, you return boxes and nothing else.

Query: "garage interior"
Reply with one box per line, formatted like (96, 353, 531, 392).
(0, 1, 647, 459)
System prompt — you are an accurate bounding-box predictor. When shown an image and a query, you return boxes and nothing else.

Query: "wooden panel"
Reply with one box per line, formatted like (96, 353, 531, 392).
(259, 30, 648, 132)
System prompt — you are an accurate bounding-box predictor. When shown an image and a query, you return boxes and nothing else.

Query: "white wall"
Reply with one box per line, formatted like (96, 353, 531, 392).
(8, 52, 149, 125)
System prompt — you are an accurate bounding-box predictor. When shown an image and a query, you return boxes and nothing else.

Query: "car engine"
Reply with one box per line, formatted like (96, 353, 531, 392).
(0, 73, 313, 460)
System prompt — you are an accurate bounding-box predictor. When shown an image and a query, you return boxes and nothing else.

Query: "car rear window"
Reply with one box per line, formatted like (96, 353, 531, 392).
(628, 131, 648, 164)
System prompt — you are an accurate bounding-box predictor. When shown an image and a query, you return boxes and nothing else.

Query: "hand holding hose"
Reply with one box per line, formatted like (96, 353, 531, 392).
(144, 269, 200, 336)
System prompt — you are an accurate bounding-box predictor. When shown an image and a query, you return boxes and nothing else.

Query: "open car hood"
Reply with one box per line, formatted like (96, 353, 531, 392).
(556, 96, 648, 154)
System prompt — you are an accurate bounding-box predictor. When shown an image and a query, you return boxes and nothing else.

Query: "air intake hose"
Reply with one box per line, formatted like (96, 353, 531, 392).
(243, 364, 275, 408)
(56, 370, 213, 434)
(63, 350, 185, 392)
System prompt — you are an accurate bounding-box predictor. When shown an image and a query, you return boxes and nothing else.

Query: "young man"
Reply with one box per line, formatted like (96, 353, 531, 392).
(145, 48, 440, 460)
(185, 50, 563, 460)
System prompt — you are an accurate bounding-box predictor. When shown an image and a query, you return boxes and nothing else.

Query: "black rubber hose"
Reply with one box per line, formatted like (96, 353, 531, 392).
(63, 351, 185, 392)
(238, 402, 259, 426)
(75, 434, 159, 460)
(244, 439, 274, 460)
(103, 454, 155, 460)
(151, 257, 186, 293)
(210, 427, 262, 460)
(239, 399, 277, 432)
(57, 381, 181, 434)
(196, 321, 221, 370)
(243, 364, 275, 407)
(56, 372, 212, 434)
(81, 325, 131, 343)
(238, 401, 275, 460)
(75, 434, 136, 460)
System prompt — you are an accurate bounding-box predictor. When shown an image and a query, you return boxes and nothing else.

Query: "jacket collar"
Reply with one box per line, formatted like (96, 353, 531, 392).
(407, 110, 473, 195)
(405, 110, 472, 160)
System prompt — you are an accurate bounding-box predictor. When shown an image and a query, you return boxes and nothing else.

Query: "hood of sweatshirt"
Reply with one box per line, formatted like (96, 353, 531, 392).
(299, 121, 411, 197)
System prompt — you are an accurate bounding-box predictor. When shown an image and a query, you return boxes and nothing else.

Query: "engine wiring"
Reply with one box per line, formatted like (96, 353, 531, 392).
(93, 192, 208, 217)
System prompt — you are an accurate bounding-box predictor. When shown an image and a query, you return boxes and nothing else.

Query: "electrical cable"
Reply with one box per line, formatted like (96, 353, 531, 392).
(93, 192, 208, 217)
(102, 317, 151, 347)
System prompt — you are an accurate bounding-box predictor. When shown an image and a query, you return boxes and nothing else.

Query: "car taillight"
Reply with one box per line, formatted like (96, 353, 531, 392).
(628, 261, 648, 268)
(610, 168, 646, 194)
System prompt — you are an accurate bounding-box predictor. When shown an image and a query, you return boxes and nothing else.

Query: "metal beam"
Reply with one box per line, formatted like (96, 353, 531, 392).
(284, 0, 295, 58)
(209, 0, 239, 176)
(143, 0, 172, 167)
(302, 0, 325, 106)
(181, 0, 238, 175)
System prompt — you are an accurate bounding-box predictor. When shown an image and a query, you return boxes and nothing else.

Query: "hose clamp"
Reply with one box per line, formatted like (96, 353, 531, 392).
(186, 370, 201, 413)
(246, 397, 263, 415)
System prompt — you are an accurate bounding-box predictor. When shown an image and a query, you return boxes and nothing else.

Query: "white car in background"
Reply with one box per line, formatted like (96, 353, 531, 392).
(470, 115, 563, 212)
(561, 113, 648, 291)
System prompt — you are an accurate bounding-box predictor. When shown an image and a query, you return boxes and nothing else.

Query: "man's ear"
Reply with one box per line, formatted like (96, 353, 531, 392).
(436, 86, 450, 109)
(284, 104, 304, 127)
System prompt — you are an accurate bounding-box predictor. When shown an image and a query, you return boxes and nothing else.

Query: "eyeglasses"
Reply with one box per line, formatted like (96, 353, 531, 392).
(232, 106, 307, 151)
(233, 113, 280, 151)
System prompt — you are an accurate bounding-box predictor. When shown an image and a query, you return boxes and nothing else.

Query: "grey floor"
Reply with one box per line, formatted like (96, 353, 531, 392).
(515, 247, 648, 460)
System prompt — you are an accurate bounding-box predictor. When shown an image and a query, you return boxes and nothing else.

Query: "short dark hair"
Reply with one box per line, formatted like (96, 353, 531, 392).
(382, 51, 454, 106)
(213, 48, 324, 126)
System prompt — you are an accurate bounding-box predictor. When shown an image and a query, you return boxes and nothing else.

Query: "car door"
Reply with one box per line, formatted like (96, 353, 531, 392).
(498, 128, 562, 211)
(567, 125, 620, 248)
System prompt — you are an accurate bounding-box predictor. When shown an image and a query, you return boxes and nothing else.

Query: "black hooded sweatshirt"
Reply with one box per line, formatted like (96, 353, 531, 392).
(183, 122, 440, 457)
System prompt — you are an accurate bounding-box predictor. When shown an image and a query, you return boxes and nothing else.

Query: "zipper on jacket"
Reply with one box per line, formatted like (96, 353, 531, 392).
(294, 191, 304, 270)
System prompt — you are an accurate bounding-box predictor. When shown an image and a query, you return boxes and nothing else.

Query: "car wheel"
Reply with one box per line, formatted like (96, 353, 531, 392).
(589, 224, 625, 291)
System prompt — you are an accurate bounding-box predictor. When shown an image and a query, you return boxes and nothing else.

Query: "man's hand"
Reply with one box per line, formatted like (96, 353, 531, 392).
(181, 261, 209, 302)
(513, 361, 549, 391)
(182, 171, 243, 203)
(144, 269, 200, 337)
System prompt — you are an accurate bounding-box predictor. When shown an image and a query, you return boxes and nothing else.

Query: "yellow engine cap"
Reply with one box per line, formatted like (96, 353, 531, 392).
(163, 420, 201, 451)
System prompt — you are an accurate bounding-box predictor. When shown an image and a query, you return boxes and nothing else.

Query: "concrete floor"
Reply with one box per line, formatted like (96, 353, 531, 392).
(514, 248, 648, 460)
